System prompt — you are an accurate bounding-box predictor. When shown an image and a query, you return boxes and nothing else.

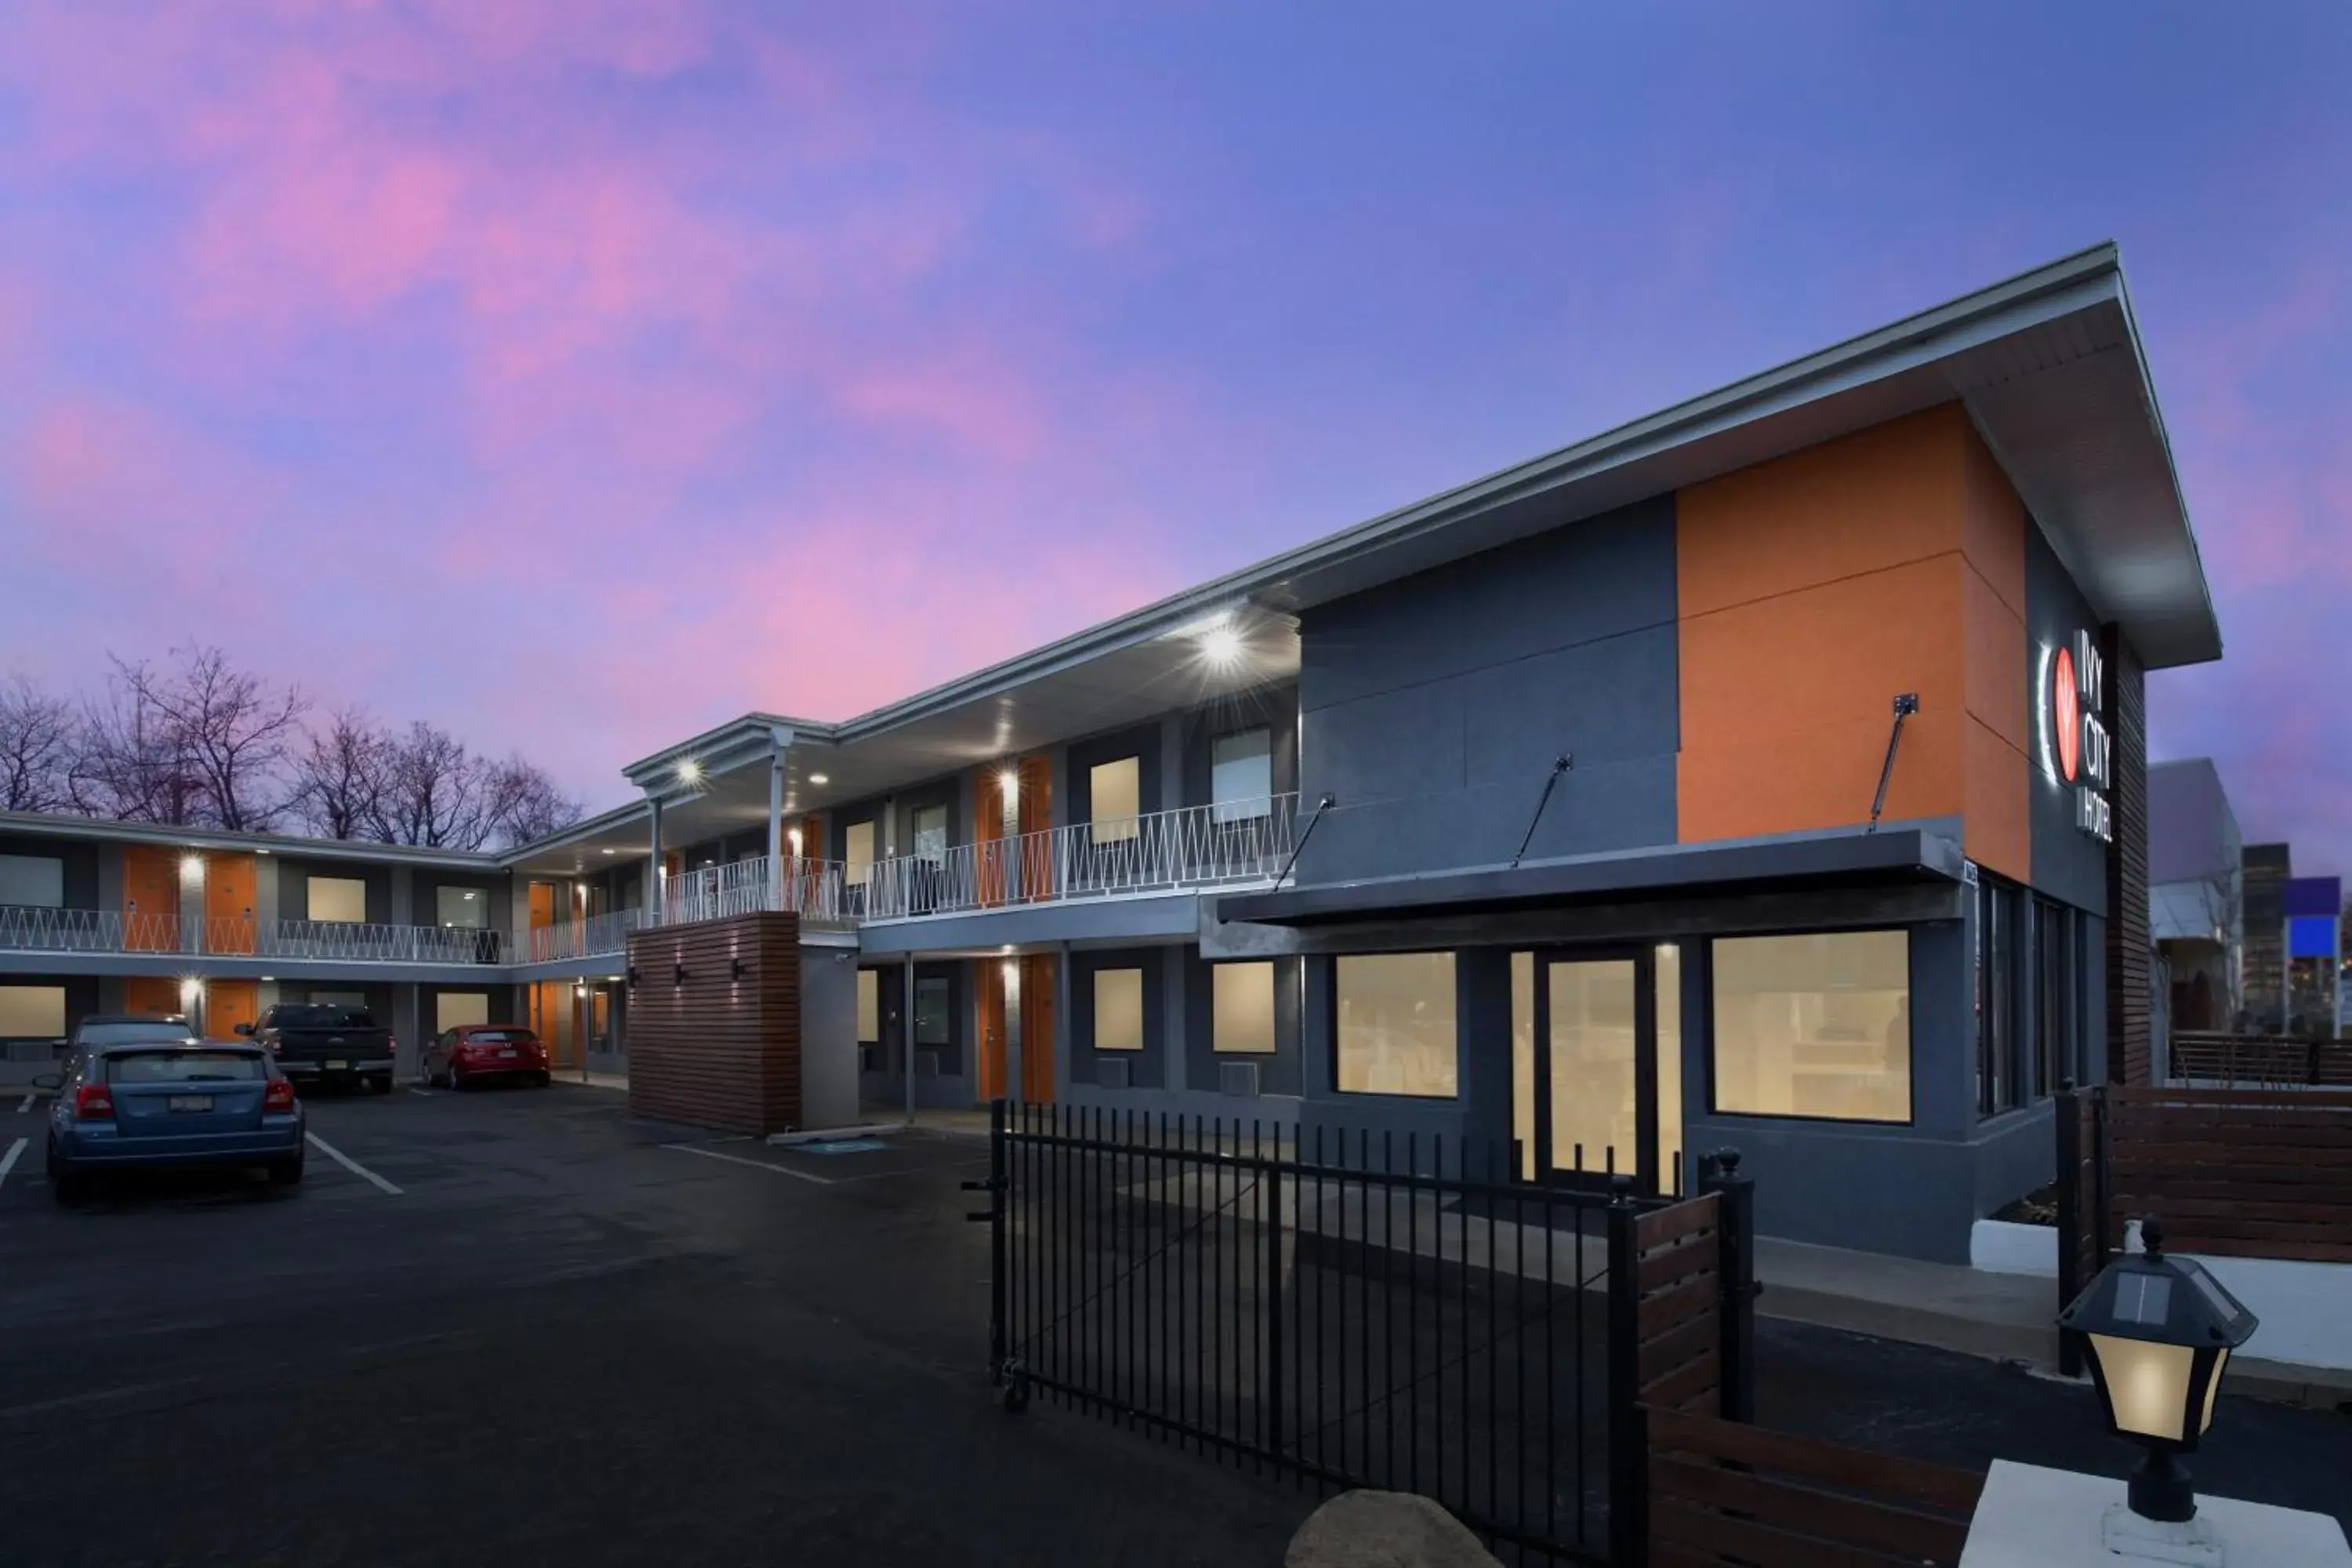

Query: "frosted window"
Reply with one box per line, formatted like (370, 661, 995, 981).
(1212, 962, 1276, 1054)
(436, 887, 488, 928)
(434, 992, 491, 1033)
(1090, 757, 1141, 843)
(1094, 967, 1145, 1051)
(1713, 931, 1911, 1123)
(0, 985, 66, 1038)
(1211, 730, 1272, 822)
(913, 805, 948, 863)
(845, 822, 875, 885)
(1337, 952, 1457, 1098)
(856, 970, 880, 1043)
(0, 855, 64, 909)
(307, 877, 366, 924)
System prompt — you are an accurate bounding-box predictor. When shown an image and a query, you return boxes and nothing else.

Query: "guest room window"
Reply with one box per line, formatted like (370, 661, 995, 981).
(1094, 967, 1145, 1051)
(1711, 931, 1911, 1123)
(1211, 962, 1277, 1053)
(1336, 952, 1457, 1098)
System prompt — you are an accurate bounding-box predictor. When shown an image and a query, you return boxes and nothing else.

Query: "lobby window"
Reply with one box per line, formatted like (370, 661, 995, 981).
(1711, 931, 1911, 1123)
(856, 970, 880, 1044)
(1094, 967, 1145, 1051)
(1336, 952, 1457, 1098)
(434, 991, 490, 1033)
(1211, 961, 1277, 1054)
(436, 887, 488, 929)
(912, 804, 949, 863)
(0, 984, 67, 1039)
(0, 854, 64, 909)
(1977, 877, 2020, 1117)
(913, 976, 951, 1047)
(1090, 757, 1141, 843)
(307, 876, 367, 924)
(1210, 728, 1272, 822)
(844, 821, 876, 885)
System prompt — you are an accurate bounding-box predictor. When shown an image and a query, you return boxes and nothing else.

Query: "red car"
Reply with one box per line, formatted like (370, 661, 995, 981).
(424, 1025, 552, 1090)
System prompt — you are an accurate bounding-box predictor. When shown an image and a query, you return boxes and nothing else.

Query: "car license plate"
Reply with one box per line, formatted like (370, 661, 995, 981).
(496, 1047, 517, 1059)
(325, 1059, 349, 1071)
(167, 1094, 213, 1113)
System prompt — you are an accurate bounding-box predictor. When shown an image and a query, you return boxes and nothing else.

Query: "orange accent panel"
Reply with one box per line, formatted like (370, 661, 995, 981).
(1962, 419, 2029, 620)
(1964, 715, 2030, 884)
(206, 978, 259, 1037)
(975, 768, 1007, 907)
(977, 960, 1008, 1102)
(1676, 405, 1973, 620)
(204, 852, 258, 955)
(1679, 708, 1968, 848)
(122, 845, 180, 953)
(122, 976, 181, 1017)
(1964, 565, 2029, 757)
(1020, 953, 1057, 1103)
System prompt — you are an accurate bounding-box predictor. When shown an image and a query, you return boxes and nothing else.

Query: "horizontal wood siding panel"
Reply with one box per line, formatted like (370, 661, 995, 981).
(624, 913, 801, 1136)
(2101, 1085, 2352, 1261)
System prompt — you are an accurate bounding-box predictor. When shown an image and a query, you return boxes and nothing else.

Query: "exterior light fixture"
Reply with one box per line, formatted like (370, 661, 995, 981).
(573, 984, 588, 999)
(180, 853, 205, 878)
(1200, 622, 1244, 669)
(601, 848, 616, 856)
(677, 759, 704, 785)
(787, 828, 803, 852)
(178, 977, 201, 1002)
(2058, 1215, 2257, 1528)
(808, 773, 829, 786)
(256, 848, 271, 856)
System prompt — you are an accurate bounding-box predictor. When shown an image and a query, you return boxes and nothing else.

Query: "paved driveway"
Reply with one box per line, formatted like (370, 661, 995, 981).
(0, 1086, 1312, 1567)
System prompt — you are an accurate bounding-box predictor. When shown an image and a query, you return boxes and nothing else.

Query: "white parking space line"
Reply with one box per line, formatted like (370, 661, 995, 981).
(16, 1092, 31, 1113)
(304, 1131, 403, 1195)
(0, 1137, 24, 1192)
(662, 1142, 833, 1185)
(407, 1088, 434, 1098)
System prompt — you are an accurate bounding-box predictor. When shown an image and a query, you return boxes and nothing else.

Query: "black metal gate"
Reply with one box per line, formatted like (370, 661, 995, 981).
(968, 1102, 1754, 1566)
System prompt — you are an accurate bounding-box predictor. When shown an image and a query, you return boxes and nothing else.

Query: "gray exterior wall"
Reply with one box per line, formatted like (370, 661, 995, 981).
(0, 834, 102, 910)
(2021, 520, 2111, 918)
(1294, 495, 1679, 884)
(2149, 759, 2240, 887)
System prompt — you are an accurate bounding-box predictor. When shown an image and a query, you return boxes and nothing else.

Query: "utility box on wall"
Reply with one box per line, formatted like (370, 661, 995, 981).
(624, 912, 804, 1135)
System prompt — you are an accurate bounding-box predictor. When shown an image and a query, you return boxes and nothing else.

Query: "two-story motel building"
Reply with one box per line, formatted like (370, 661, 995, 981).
(0, 245, 2216, 1261)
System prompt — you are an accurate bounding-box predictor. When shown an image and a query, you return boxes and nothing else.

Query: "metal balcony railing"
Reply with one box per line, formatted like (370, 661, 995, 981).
(0, 905, 512, 965)
(856, 793, 1298, 922)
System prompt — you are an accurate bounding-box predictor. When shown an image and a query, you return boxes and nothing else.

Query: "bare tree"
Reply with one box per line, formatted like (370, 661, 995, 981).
(0, 676, 74, 812)
(116, 647, 307, 830)
(370, 720, 497, 849)
(67, 667, 202, 825)
(484, 756, 583, 847)
(292, 706, 392, 840)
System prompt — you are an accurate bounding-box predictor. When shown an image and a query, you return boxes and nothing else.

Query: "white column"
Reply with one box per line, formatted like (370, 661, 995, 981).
(767, 725, 793, 913)
(648, 796, 665, 919)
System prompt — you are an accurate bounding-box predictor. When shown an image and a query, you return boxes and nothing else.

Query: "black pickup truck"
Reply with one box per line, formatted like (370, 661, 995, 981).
(239, 1003, 396, 1094)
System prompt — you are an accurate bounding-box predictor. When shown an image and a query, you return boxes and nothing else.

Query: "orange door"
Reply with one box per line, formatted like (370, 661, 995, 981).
(122, 846, 180, 952)
(536, 981, 576, 1067)
(122, 976, 181, 1018)
(1016, 753, 1054, 903)
(975, 769, 1006, 906)
(206, 978, 260, 1037)
(977, 960, 1008, 1101)
(205, 852, 258, 954)
(528, 882, 556, 930)
(1020, 953, 1057, 1102)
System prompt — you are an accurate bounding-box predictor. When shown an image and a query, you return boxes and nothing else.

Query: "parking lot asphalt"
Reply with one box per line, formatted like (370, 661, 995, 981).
(0, 1085, 1312, 1568)
(4, 1087, 2348, 1566)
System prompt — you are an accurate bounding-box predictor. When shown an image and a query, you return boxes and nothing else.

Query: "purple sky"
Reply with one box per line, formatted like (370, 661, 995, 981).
(2, 3, 2346, 862)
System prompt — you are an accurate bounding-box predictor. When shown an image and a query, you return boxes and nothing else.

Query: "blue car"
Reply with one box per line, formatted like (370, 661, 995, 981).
(43, 1040, 306, 1203)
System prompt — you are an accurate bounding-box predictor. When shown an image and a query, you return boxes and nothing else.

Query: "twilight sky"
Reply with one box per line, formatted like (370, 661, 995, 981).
(1, 2, 2346, 861)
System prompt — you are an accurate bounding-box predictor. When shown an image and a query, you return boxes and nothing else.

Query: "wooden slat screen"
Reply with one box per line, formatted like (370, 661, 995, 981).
(2103, 626, 2151, 1086)
(623, 911, 801, 1136)
(2107, 1084, 2352, 1261)
(1633, 1192, 1722, 1415)
(1646, 1406, 1984, 1568)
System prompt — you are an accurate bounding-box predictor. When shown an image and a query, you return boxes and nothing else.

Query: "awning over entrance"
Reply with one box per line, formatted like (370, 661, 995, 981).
(1220, 823, 1969, 928)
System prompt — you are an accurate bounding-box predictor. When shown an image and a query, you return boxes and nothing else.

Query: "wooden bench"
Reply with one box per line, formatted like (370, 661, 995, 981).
(1645, 1405, 1986, 1566)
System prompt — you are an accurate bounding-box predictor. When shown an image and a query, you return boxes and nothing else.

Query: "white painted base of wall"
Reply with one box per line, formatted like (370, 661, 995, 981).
(1969, 1218, 2352, 1371)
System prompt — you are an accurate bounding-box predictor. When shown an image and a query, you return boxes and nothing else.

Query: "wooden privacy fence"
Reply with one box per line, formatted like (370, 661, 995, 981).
(1642, 1406, 1984, 1568)
(2057, 1081, 2352, 1370)
(2170, 1031, 2352, 1088)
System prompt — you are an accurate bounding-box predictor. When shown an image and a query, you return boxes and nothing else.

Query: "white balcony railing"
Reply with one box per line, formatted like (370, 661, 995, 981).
(0, 905, 512, 966)
(855, 793, 1298, 922)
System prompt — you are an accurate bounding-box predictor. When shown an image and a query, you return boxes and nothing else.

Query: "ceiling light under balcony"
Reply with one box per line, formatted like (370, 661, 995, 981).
(808, 773, 829, 786)
(677, 759, 703, 785)
(1199, 619, 1245, 670)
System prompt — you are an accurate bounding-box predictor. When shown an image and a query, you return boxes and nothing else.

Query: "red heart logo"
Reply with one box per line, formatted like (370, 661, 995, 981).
(2053, 645, 2080, 782)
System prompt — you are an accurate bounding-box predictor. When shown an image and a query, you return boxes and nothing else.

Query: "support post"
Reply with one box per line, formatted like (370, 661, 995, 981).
(1605, 1177, 1646, 1568)
(647, 797, 666, 921)
(2056, 1081, 2085, 1377)
(903, 957, 916, 1125)
(1701, 1149, 1758, 1421)
(767, 727, 790, 915)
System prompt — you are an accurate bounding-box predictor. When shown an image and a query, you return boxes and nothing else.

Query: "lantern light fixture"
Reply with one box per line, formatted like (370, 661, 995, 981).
(2057, 1215, 2257, 1530)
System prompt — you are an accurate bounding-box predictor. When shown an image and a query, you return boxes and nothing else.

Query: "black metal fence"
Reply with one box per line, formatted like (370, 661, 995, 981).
(969, 1101, 1754, 1566)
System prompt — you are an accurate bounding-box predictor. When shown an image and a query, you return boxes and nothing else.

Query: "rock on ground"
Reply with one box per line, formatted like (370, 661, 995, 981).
(1283, 1490, 1501, 1568)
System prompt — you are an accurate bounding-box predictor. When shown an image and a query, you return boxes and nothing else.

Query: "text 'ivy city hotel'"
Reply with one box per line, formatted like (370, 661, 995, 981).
(0, 244, 2216, 1263)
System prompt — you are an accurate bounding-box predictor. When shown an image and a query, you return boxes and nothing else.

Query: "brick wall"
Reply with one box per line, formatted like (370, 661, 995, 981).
(624, 912, 801, 1134)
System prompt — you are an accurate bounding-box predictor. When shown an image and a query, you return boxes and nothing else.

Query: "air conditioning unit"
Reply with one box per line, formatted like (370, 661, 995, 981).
(1218, 1060, 1261, 1098)
(1097, 1057, 1131, 1091)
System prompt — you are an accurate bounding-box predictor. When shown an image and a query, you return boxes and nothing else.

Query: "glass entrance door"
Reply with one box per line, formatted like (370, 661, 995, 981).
(1513, 946, 1682, 1195)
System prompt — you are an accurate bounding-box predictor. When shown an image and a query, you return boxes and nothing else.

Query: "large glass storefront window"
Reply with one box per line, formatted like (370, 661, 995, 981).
(1712, 931, 1911, 1123)
(1336, 952, 1457, 1098)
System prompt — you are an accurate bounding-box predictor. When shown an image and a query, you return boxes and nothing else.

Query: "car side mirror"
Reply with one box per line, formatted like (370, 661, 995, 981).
(29, 1073, 61, 1091)
(234, 1022, 256, 1036)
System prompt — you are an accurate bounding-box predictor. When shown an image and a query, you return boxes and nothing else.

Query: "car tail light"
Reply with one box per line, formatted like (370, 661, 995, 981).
(73, 1083, 114, 1120)
(263, 1080, 296, 1113)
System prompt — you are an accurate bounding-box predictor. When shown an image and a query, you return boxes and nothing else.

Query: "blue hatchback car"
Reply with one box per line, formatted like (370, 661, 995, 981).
(45, 1040, 306, 1203)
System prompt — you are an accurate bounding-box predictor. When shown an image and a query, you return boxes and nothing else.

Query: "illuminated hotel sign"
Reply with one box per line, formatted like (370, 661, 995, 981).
(2042, 630, 2112, 843)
